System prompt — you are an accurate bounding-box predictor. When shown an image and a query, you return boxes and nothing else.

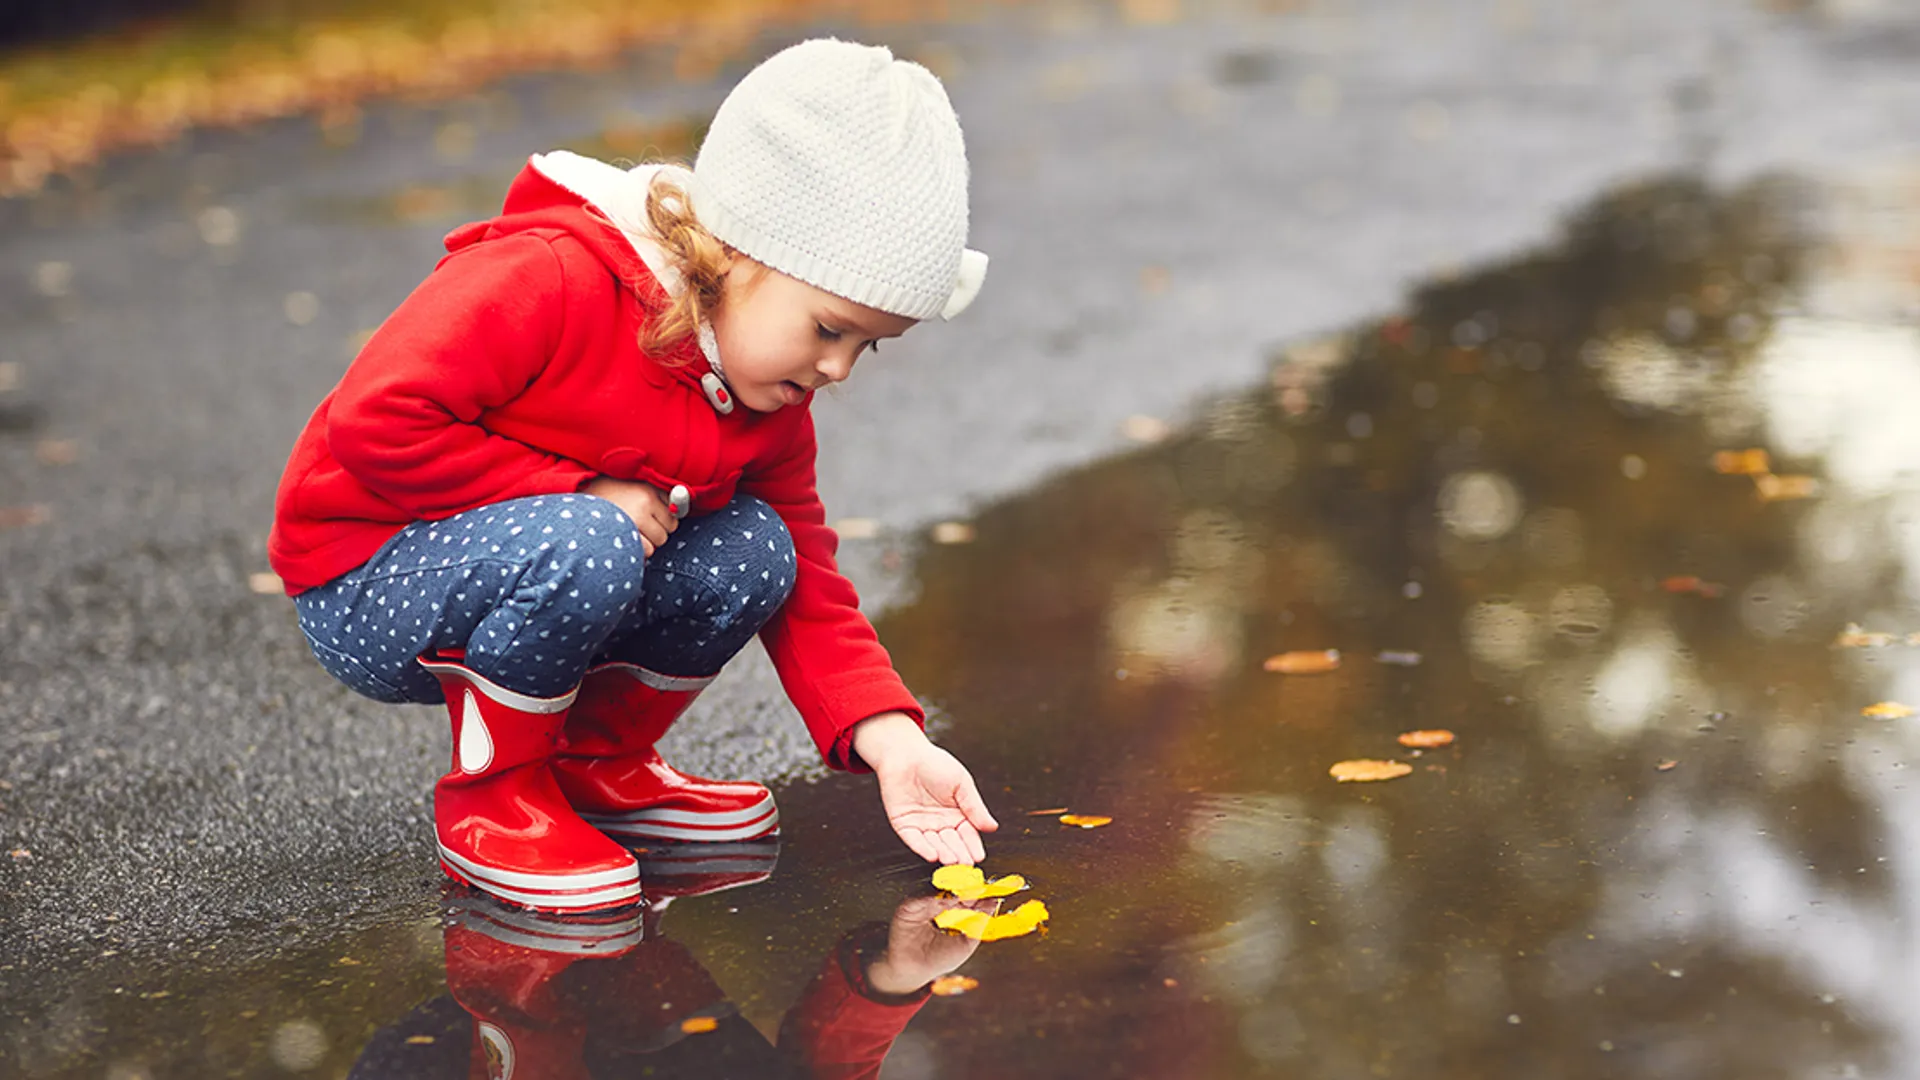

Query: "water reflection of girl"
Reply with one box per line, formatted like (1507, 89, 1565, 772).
(347, 868, 990, 1080)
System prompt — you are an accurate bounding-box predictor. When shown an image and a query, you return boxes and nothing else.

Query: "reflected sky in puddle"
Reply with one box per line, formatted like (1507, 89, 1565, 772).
(17, 167, 1920, 1078)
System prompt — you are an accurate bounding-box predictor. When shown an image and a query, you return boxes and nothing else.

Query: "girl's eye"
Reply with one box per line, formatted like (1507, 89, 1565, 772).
(815, 323, 841, 342)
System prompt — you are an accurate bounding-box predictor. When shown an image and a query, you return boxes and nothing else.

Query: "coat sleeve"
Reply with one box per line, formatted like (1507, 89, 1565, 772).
(776, 929, 932, 1080)
(743, 410, 925, 771)
(325, 233, 597, 518)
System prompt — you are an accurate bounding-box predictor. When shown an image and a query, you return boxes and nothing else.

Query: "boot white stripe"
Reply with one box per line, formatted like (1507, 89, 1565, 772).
(458, 875, 644, 910)
(585, 812, 780, 843)
(420, 659, 578, 713)
(585, 795, 776, 827)
(591, 663, 716, 692)
(455, 914, 646, 954)
(438, 843, 638, 891)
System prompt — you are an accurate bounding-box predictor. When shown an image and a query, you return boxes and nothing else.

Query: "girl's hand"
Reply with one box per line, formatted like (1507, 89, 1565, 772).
(864, 894, 992, 995)
(851, 713, 999, 865)
(581, 477, 678, 555)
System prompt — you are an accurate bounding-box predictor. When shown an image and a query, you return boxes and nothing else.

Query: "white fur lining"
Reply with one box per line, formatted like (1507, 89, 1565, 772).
(527, 151, 724, 376)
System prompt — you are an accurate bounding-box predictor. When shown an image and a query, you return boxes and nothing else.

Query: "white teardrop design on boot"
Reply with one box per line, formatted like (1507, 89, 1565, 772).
(458, 689, 495, 774)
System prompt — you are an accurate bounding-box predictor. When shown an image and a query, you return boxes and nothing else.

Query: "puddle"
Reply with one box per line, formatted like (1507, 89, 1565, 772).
(11, 168, 1920, 1077)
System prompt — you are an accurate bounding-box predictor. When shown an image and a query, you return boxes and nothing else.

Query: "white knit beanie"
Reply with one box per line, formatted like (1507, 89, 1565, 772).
(689, 38, 988, 321)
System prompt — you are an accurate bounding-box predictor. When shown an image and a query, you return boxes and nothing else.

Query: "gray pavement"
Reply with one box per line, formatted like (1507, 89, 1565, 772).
(3, 0, 1918, 988)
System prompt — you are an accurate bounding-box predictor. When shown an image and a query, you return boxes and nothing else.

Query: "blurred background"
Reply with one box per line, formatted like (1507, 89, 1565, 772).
(4, 1, 1920, 1077)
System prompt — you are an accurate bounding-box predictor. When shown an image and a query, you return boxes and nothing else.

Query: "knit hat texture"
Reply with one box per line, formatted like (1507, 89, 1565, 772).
(691, 38, 987, 321)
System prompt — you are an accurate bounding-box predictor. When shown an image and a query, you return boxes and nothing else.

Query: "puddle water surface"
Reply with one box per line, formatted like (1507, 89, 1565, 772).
(14, 170, 1920, 1078)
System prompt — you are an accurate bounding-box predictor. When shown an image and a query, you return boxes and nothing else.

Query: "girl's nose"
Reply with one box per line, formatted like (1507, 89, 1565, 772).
(817, 352, 856, 384)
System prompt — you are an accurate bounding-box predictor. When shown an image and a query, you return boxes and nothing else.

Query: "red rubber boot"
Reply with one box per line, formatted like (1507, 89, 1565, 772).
(420, 652, 642, 912)
(551, 663, 779, 843)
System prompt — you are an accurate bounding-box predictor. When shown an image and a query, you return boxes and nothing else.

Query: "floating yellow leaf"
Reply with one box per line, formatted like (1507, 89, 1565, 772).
(1396, 729, 1455, 749)
(1263, 649, 1341, 674)
(1059, 814, 1112, 829)
(1329, 759, 1412, 783)
(1836, 623, 1896, 648)
(931, 864, 1027, 900)
(679, 1016, 718, 1034)
(1755, 473, 1820, 502)
(1863, 702, 1915, 720)
(1712, 448, 1772, 476)
(931, 521, 976, 544)
(930, 975, 979, 996)
(1655, 759, 1680, 772)
(936, 899, 1050, 941)
(1025, 806, 1070, 816)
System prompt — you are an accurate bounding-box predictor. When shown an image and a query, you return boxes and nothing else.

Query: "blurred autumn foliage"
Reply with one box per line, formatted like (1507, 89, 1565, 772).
(0, 0, 971, 198)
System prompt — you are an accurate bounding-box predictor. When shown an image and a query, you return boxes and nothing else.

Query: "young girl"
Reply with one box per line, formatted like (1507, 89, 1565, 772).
(269, 38, 998, 912)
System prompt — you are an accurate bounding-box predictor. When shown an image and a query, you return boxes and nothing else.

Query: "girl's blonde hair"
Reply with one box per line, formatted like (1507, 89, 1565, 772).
(638, 171, 733, 359)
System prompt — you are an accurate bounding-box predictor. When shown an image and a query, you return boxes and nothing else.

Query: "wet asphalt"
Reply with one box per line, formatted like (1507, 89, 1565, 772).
(3, 0, 1919, 1041)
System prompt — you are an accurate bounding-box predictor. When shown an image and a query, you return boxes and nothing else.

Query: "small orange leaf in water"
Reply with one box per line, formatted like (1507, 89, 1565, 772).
(930, 975, 979, 996)
(1059, 814, 1112, 829)
(1263, 649, 1341, 674)
(1863, 702, 1916, 720)
(1712, 448, 1772, 476)
(1755, 474, 1820, 502)
(931, 865, 1027, 900)
(1396, 729, 1455, 749)
(0, 504, 52, 530)
(679, 1016, 718, 1034)
(1661, 575, 1725, 598)
(1025, 807, 1070, 816)
(1836, 623, 1896, 648)
(936, 899, 1050, 941)
(1655, 759, 1680, 772)
(1330, 759, 1412, 783)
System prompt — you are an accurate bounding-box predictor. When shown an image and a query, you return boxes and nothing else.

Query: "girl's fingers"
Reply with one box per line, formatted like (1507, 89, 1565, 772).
(956, 780, 999, 833)
(933, 829, 969, 866)
(898, 826, 939, 863)
(957, 821, 986, 865)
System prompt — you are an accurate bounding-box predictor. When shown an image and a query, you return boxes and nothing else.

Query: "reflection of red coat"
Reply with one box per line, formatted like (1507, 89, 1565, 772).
(779, 931, 933, 1080)
(267, 158, 921, 765)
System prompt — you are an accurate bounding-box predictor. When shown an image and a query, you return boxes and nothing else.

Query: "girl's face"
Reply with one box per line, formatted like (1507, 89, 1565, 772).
(711, 258, 918, 413)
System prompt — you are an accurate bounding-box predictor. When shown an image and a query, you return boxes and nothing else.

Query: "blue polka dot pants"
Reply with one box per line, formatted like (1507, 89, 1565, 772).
(293, 494, 796, 703)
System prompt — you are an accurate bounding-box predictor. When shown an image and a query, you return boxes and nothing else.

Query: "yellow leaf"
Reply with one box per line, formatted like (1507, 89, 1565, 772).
(679, 1016, 718, 1034)
(936, 899, 1050, 941)
(1862, 702, 1915, 720)
(1712, 448, 1771, 476)
(1058, 814, 1112, 829)
(930, 974, 978, 996)
(930, 864, 1026, 900)
(1396, 729, 1455, 749)
(1329, 759, 1413, 782)
(1755, 473, 1820, 502)
(1836, 623, 1896, 648)
(1263, 649, 1341, 674)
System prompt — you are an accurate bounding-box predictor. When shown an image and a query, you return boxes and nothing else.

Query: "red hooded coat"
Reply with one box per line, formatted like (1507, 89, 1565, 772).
(268, 155, 923, 768)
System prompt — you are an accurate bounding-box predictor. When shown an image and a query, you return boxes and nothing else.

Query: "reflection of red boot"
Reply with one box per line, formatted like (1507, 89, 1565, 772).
(552, 664, 778, 843)
(636, 840, 780, 905)
(421, 652, 641, 912)
(443, 894, 645, 1080)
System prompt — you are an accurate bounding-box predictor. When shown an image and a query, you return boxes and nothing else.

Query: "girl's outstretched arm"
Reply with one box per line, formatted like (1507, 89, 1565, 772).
(850, 712, 998, 865)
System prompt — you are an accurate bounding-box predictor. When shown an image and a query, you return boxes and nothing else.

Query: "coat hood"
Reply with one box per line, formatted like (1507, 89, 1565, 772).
(445, 151, 697, 312)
